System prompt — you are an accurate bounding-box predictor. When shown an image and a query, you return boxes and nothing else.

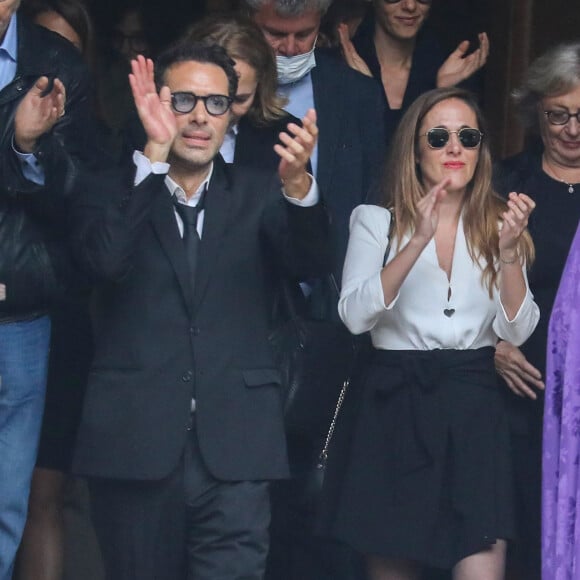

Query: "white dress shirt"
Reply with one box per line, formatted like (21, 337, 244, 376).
(339, 204, 540, 350)
(219, 124, 238, 164)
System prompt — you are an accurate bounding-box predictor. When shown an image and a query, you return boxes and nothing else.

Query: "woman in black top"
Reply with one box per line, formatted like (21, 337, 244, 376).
(336, 0, 488, 130)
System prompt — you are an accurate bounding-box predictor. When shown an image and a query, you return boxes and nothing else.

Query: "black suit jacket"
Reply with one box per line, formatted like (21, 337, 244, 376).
(233, 114, 289, 171)
(71, 158, 331, 482)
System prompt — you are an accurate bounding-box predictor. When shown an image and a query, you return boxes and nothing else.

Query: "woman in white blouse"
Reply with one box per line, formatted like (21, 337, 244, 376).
(323, 87, 539, 580)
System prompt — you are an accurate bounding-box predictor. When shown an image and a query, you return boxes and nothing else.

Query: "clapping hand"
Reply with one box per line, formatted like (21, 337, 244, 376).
(14, 76, 66, 153)
(275, 108, 318, 199)
(499, 192, 535, 256)
(337, 23, 372, 78)
(413, 178, 450, 243)
(436, 32, 490, 89)
(129, 55, 177, 162)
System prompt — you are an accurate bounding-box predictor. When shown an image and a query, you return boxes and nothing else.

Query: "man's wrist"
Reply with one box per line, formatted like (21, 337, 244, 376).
(281, 173, 311, 200)
(14, 136, 37, 154)
(144, 141, 171, 164)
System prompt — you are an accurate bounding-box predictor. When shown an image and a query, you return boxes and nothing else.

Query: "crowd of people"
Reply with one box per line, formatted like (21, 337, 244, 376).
(0, 0, 579, 579)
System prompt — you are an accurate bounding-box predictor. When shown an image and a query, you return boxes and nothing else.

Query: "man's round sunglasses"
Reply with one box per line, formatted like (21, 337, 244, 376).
(420, 127, 483, 149)
(544, 110, 580, 126)
(383, 0, 432, 4)
(171, 92, 233, 116)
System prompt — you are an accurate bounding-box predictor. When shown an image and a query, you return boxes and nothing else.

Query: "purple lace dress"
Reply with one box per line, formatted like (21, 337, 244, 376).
(543, 219, 580, 579)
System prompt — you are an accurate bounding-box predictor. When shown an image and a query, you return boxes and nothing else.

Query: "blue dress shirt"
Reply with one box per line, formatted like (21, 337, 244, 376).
(277, 71, 318, 179)
(0, 13, 18, 91)
(0, 14, 45, 184)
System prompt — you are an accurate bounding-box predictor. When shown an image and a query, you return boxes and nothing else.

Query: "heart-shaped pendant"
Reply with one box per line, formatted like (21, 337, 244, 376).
(444, 308, 455, 318)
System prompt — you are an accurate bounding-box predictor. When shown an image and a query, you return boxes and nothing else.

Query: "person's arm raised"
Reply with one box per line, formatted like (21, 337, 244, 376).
(14, 76, 66, 153)
(128, 55, 177, 164)
(380, 178, 450, 305)
(436, 32, 490, 89)
(274, 108, 318, 200)
(497, 192, 535, 321)
(337, 23, 372, 78)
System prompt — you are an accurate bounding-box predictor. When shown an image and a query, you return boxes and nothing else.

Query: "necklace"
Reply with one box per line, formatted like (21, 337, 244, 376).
(543, 159, 578, 194)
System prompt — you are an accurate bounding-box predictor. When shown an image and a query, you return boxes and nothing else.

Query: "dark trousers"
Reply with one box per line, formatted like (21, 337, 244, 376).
(88, 428, 270, 580)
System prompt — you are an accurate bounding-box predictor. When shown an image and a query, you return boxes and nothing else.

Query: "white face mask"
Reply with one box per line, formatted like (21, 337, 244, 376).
(276, 42, 317, 85)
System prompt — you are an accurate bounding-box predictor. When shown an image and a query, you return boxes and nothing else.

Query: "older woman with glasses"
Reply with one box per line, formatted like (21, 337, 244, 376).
(492, 41, 580, 580)
(319, 86, 538, 580)
(336, 0, 489, 132)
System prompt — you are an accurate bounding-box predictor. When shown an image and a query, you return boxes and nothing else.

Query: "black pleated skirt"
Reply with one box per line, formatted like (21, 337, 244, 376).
(318, 347, 515, 570)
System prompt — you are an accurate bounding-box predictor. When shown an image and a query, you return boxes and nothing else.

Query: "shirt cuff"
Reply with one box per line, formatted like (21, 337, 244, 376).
(13, 140, 45, 185)
(133, 150, 170, 186)
(498, 286, 535, 324)
(283, 174, 319, 207)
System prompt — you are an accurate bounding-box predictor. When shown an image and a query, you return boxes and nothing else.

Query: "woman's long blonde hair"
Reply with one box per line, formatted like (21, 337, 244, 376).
(380, 87, 534, 295)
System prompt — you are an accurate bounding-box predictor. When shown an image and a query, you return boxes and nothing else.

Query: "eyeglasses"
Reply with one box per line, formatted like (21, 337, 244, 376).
(171, 92, 233, 116)
(420, 127, 483, 149)
(383, 0, 432, 4)
(544, 110, 580, 125)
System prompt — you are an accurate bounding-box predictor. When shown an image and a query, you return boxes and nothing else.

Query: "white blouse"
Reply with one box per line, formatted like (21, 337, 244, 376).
(339, 205, 540, 350)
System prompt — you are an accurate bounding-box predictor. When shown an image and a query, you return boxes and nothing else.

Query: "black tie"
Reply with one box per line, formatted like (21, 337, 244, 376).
(173, 189, 207, 293)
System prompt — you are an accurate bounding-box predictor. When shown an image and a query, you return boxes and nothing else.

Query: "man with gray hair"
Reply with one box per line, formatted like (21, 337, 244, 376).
(242, 1, 388, 579)
(243, 0, 388, 271)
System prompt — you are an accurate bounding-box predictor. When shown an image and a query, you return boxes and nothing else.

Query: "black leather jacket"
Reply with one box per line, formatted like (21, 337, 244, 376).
(0, 16, 95, 317)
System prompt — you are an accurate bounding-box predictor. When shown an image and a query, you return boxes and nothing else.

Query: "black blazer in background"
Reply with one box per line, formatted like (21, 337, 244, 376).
(311, 49, 388, 276)
(233, 113, 294, 171)
(71, 158, 331, 482)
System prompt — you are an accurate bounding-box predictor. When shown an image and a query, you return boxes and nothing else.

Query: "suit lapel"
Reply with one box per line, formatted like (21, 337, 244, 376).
(312, 52, 342, 192)
(150, 186, 195, 317)
(193, 159, 232, 312)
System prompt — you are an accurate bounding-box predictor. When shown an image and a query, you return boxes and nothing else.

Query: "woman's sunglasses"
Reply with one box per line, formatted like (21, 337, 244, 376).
(420, 127, 483, 149)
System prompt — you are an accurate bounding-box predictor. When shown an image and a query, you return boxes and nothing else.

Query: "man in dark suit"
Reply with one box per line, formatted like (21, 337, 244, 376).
(71, 42, 330, 580)
(244, 0, 389, 280)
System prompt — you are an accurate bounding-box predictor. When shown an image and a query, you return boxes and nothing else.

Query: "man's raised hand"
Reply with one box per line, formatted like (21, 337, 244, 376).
(14, 76, 66, 153)
(275, 108, 318, 199)
(129, 55, 177, 161)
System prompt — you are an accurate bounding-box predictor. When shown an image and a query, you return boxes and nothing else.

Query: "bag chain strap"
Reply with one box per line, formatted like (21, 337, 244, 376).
(317, 378, 349, 469)
(316, 209, 394, 471)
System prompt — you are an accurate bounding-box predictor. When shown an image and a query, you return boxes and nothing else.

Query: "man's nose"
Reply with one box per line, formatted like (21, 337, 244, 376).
(189, 99, 208, 123)
(279, 35, 298, 57)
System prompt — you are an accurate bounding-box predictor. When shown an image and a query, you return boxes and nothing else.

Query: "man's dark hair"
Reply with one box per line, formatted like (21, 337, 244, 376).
(155, 41, 238, 98)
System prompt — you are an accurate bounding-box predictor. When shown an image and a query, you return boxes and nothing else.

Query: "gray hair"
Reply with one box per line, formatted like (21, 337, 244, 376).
(513, 42, 580, 132)
(242, 0, 333, 17)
